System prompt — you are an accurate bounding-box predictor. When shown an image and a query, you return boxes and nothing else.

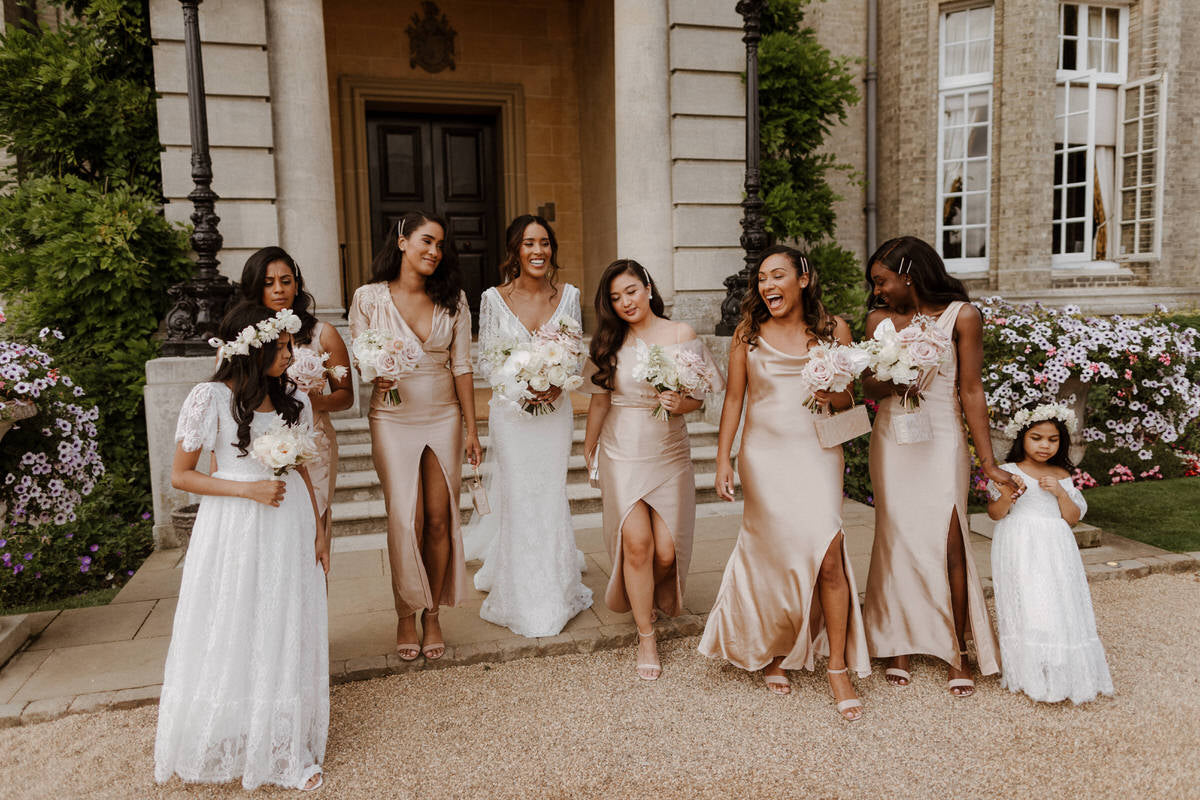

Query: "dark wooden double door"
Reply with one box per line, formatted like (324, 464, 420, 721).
(366, 110, 502, 321)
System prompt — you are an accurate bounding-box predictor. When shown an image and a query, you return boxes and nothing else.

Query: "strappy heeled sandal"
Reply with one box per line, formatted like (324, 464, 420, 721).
(396, 614, 419, 662)
(636, 628, 661, 681)
(947, 649, 975, 697)
(420, 608, 445, 660)
(827, 667, 863, 721)
(763, 672, 791, 695)
(885, 667, 912, 687)
(299, 767, 323, 792)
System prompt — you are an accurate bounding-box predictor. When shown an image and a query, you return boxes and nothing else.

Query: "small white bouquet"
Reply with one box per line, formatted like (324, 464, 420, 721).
(631, 340, 716, 421)
(352, 328, 423, 405)
(488, 317, 586, 415)
(251, 419, 320, 477)
(287, 347, 349, 393)
(856, 315, 952, 444)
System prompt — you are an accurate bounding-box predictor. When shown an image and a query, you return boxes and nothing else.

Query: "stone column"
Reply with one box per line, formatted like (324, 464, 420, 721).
(266, 0, 343, 314)
(613, 0, 674, 306)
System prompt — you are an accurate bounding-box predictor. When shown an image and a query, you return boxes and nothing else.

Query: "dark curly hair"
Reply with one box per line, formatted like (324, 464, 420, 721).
(368, 210, 463, 314)
(588, 259, 667, 391)
(865, 235, 970, 311)
(209, 301, 305, 457)
(1004, 403, 1076, 470)
(736, 244, 837, 348)
(497, 214, 559, 298)
(237, 246, 318, 345)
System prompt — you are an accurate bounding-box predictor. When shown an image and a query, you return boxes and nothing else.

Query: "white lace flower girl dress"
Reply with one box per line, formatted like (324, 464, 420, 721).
(991, 463, 1113, 704)
(154, 382, 329, 790)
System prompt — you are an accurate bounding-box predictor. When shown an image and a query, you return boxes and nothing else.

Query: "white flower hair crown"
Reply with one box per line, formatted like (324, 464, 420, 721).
(208, 308, 302, 363)
(1003, 401, 1078, 438)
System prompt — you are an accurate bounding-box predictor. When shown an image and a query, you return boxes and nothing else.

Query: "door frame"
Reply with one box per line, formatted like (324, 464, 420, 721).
(337, 76, 528, 291)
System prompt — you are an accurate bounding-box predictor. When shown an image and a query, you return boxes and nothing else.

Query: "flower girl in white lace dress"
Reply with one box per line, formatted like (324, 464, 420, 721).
(155, 303, 330, 791)
(987, 402, 1113, 705)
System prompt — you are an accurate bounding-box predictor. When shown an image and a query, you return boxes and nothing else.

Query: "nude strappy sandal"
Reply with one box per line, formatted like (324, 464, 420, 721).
(396, 614, 419, 662)
(636, 628, 661, 681)
(947, 649, 975, 697)
(885, 667, 912, 687)
(828, 667, 863, 721)
(421, 609, 445, 660)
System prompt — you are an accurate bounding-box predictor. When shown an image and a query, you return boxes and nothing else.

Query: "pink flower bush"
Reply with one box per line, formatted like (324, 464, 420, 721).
(1107, 464, 1135, 484)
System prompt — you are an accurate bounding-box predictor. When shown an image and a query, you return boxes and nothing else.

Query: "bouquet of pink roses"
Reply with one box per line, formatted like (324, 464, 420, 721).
(856, 315, 952, 408)
(287, 347, 349, 393)
(352, 328, 423, 405)
(798, 343, 870, 412)
(631, 341, 717, 421)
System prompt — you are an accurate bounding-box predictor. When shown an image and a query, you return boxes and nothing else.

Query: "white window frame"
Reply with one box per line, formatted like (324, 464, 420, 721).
(937, 5, 994, 275)
(1051, 77, 1098, 266)
(1115, 73, 1168, 261)
(1056, 2, 1128, 84)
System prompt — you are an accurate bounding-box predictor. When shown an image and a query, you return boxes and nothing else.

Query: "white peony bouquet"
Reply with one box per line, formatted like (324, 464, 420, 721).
(799, 343, 871, 413)
(287, 347, 349, 393)
(487, 317, 586, 415)
(352, 328, 423, 405)
(251, 418, 320, 477)
(631, 340, 716, 421)
(856, 315, 952, 408)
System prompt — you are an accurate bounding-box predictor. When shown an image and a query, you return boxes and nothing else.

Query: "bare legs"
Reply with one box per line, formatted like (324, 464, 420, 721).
(620, 500, 676, 680)
(819, 533, 862, 719)
(395, 446, 453, 660)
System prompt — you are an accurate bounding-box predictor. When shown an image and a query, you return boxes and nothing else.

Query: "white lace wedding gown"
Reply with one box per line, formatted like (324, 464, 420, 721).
(155, 382, 329, 790)
(991, 463, 1113, 704)
(462, 284, 592, 637)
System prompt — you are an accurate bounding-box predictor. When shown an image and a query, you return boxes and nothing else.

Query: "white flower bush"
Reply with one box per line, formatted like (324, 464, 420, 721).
(978, 297, 1200, 460)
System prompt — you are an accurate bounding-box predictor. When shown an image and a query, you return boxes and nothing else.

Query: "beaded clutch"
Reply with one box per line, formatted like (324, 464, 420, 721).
(814, 404, 873, 448)
(468, 466, 491, 516)
(891, 405, 933, 445)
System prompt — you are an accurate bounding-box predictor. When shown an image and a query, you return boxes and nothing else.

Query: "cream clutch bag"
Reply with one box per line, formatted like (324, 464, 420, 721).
(814, 404, 873, 448)
(891, 405, 933, 445)
(469, 466, 491, 515)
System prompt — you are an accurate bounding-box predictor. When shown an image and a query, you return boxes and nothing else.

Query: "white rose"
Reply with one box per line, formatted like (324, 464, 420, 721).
(546, 364, 568, 387)
(804, 358, 836, 391)
(563, 375, 583, 391)
(529, 374, 551, 393)
(872, 317, 898, 342)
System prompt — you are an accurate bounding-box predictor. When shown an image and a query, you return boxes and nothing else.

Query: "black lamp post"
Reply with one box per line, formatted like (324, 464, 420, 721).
(716, 0, 769, 336)
(162, 0, 234, 356)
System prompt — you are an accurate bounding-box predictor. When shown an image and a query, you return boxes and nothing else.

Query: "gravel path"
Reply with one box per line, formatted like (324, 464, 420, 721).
(4, 573, 1199, 799)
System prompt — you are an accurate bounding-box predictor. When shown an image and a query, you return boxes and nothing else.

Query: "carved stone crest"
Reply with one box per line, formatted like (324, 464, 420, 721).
(407, 2, 456, 74)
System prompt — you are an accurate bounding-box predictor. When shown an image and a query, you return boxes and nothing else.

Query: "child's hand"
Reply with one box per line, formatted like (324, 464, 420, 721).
(1038, 475, 1066, 496)
(243, 479, 286, 506)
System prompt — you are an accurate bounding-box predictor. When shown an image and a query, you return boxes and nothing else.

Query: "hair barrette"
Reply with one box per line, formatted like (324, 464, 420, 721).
(897, 257, 912, 275)
(799, 256, 810, 274)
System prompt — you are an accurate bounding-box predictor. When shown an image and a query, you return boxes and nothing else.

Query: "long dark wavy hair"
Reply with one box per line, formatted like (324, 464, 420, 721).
(736, 244, 837, 348)
(209, 302, 304, 457)
(237, 246, 318, 345)
(497, 214, 559, 298)
(865, 235, 970, 311)
(369, 210, 462, 313)
(588, 259, 667, 391)
(1004, 404, 1076, 470)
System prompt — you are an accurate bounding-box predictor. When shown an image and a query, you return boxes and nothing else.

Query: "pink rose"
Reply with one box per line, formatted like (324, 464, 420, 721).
(907, 340, 942, 368)
(923, 325, 951, 348)
(375, 351, 400, 379)
(896, 325, 922, 345)
(803, 357, 836, 391)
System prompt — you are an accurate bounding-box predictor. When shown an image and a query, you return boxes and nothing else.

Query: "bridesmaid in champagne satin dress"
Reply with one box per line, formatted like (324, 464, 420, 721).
(699, 245, 868, 720)
(861, 236, 1017, 696)
(583, 260, 724, 681)
(349, 212, 482, 662)
(238, 246, 354, 527)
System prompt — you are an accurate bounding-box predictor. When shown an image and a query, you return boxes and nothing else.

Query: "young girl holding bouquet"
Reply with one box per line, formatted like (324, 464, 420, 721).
(988, 403, 1113, 704)
(861, 236, 1018, 697)
(699, 245, 869, 720)
(582, 259, 723, 680)
(155, 302, 329, 791)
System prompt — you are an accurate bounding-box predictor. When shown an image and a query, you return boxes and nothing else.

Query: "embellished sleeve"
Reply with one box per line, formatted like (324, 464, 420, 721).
(174, 382, 220, 453)
(566, 284, 585, 375)
(348, 284, 374, 342)
(1061, 478, 1088, 520)
(476, 289, 499, 381)
(449, 291, 474, 376)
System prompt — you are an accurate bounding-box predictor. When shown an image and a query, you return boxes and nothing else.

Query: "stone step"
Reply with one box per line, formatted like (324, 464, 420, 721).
(334, 423, 721, 473)
(329, 469, 742, 538)
(331, 445, 722, 505)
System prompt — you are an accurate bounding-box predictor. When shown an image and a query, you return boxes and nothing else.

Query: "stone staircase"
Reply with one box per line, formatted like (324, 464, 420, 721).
(328, 406, 740, 540)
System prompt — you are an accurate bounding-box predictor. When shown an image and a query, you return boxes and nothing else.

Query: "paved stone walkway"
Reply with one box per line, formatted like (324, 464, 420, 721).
(2, 500, 1197, 727)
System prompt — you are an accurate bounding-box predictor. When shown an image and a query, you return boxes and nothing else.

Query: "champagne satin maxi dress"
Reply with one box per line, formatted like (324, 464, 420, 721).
(863, 300, 1000, 675)
(583, 337, 724, 616)
(698, 338, 871, 676)
(299, 320, 338, 519)
(349, 282, 473, 616)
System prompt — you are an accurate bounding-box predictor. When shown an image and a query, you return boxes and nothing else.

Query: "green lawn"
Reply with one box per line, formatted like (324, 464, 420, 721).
(0, 586, 120, 617)
(1083, 477, 1200, 552)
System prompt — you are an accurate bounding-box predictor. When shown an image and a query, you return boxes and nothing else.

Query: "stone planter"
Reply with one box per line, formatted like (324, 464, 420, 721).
(171, 503, 200, 551)
(990, 378, 1089, 465)
(0, 399, 36, 443)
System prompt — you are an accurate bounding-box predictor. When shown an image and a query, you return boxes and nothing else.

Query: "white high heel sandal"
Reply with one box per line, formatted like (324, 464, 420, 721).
(636, 628, 661, 681)
(827, 667, 863, 721)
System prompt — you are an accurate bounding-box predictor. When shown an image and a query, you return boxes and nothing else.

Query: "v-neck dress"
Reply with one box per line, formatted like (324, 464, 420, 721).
(348, 282, 473, 616)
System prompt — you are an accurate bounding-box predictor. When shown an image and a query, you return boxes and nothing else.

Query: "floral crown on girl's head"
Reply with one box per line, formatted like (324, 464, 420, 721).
(208, 308, 302, 363)
(1003, 401, 1078, 438)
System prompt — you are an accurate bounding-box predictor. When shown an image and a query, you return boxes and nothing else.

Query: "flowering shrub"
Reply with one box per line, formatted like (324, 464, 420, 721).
(1108, 464, 1135, 484)
(1071, 469, 1098, 489)
(0, 322, 104, 525)
(979, 297, 1200, 460)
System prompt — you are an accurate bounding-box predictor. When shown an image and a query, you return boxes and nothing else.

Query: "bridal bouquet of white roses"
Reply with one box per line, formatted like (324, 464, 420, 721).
(352, 328, 423, 405)
(251, 419, 320, 477)
(488, 317, 586, 415)
(799, 343, 871, 413)
(631, 340, 717, 421)
(856, 315, 952, 408)
(287, 348, 349, 393)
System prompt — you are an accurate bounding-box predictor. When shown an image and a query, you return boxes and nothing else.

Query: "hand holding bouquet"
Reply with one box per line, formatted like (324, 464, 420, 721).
(251, 419, 320, 476)
(488, 317, 586, 415)
(631, 340, 716, 421)
(287, 347, 349, 393)
(352, 328, 423, 405)
(856, 315, 951, 408)
(799, 343, 870, 413)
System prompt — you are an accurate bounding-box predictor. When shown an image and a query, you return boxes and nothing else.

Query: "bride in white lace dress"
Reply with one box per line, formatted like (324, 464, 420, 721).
(463, 215, 592, 637)
(155, 304, 330, 791)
